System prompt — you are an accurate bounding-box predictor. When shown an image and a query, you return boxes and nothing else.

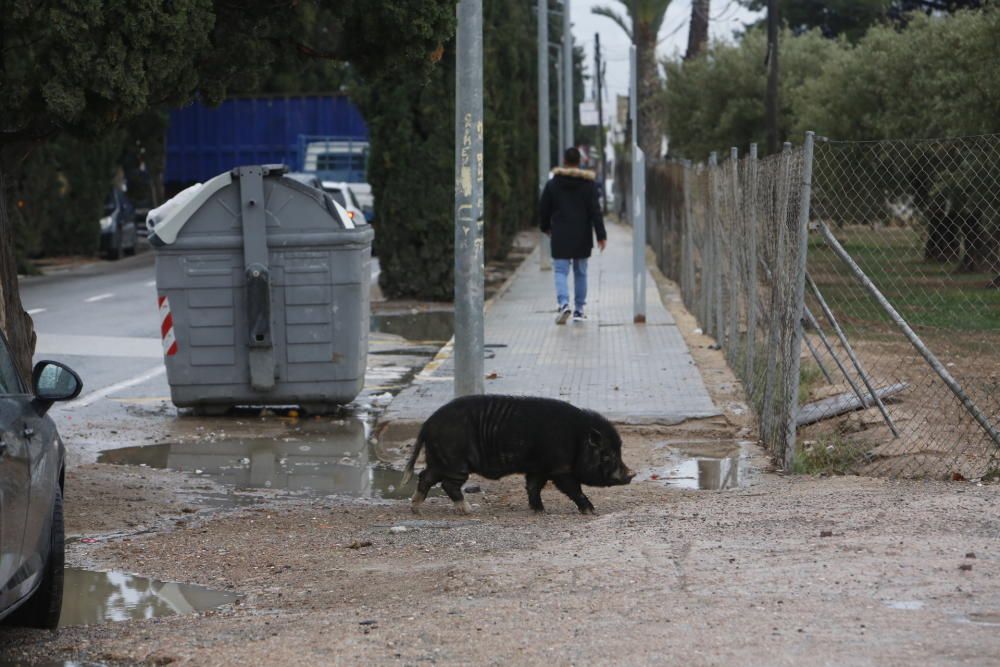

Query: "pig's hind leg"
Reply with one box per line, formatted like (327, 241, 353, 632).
(441, 476, 473, 515)
(412, 468, 443, 514)
(552, 474, 596, 515)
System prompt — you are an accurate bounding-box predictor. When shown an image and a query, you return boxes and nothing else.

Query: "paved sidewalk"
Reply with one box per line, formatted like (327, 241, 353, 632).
(380, 221, 718, 427)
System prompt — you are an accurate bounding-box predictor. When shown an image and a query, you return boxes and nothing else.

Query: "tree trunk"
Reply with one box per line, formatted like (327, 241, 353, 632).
(636, 27, 661, 160)
(685, 0, 710, 60)
(0, 160, 37, 381)
(923, 208, 963, 263)
(765, 0, 780, 154)
(956, 212, 999, 274)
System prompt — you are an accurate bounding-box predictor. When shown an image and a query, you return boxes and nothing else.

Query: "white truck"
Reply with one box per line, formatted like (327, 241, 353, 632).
(301, 139, 373, 220)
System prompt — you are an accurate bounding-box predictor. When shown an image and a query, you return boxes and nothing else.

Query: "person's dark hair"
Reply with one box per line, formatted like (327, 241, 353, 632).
(563, 147, 581, 166)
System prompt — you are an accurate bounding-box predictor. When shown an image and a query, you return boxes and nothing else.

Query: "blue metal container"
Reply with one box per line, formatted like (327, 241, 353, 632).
(165, 95, 368, 188)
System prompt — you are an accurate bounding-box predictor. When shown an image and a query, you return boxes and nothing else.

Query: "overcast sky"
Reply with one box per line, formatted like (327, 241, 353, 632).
(570, 0, 763, 122)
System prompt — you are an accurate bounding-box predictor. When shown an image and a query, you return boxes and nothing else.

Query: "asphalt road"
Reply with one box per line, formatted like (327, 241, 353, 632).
(18, 251, 400, 464)
(20, 252, 163, 403)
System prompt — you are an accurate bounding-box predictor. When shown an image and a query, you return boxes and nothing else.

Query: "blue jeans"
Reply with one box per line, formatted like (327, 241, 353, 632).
(554, 258, 588, 311)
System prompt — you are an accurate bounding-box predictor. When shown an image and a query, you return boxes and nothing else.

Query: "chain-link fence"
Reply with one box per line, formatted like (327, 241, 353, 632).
(644, 133, 1000, 479)
(803, 135, 1000, 478)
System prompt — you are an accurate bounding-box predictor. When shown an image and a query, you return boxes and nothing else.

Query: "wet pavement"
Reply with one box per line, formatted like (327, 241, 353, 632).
(96, 415, 431, 503)
(370, 309, 453, 343)
(60, 568, 237, 628)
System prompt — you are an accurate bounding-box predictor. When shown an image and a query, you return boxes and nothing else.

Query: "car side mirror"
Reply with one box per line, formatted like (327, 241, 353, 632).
(32, 361, 83, 414)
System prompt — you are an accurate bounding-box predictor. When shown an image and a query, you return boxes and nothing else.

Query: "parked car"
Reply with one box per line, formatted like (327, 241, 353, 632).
(320, 181, 366, 226)
(99, 187, 137, 260)
(0, 334, 82, 629)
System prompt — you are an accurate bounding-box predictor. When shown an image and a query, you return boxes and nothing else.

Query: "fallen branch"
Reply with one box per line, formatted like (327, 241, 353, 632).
(796, 382, 908, 428)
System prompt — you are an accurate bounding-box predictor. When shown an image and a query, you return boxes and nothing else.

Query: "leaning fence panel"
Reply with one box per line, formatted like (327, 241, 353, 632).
(802, 136, 1000, 479)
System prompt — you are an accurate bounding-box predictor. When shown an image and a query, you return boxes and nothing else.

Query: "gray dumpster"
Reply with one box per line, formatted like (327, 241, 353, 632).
(148, 164, 374, 414)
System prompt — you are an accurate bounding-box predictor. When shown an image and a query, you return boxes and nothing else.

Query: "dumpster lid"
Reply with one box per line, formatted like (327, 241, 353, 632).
(147, 172, 233, 246)
(148, 166, 356, 245)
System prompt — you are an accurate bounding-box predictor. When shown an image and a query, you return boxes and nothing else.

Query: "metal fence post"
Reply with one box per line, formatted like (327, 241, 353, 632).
(681, 161, 692, 307)
(713, 158, 725, 342)
(745, 144, 759, 395)
(454, 0, 485, 397)
(782, 131, 815, 471)
(704, 152, 717, 334)
(761, 143, 793, 446)
(806, 272, 900, 437)
(727, 147, 740, 362)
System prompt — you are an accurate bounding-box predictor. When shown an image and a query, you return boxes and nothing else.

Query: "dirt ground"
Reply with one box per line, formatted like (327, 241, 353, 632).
(2, 251, 999, 666)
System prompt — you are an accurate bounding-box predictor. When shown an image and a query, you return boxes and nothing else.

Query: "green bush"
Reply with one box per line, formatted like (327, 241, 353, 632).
(359, 0, 551, 300)
(664, 6, 1000, 156)
(663, 27, 843, 160)
(11, 132, 125, 258)
(792, 7, 1000, 139)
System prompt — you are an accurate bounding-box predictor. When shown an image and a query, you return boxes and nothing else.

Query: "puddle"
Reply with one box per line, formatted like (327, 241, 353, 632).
(59, 568, 237, 627)
(960, 612, 1000, 626)
(639, 442, 748, 490)
(371, 310, 453, 343)
(98, 417, 426, 502)
(885, 600, 925, 610)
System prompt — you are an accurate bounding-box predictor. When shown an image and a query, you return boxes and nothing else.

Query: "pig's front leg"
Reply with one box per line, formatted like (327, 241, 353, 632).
(552, 474, 596, 514)
(525, 473, 547, 513)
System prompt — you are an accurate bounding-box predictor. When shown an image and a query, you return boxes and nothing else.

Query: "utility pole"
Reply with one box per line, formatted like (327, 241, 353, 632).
(595, 32, 607, 214)
(556, 49, 565, 159)
(538, 0, 552, 271)
(537, 0, 549, 193)
(630, 44, 646, 323)
(765, 0, 779, 154)
(454, 0, 484, 397)
(562, 0, 573, 150)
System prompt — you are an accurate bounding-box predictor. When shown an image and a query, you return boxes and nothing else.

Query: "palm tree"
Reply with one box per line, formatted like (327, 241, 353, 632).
(685, 0, 710, 60)
(592, 0, 673, 158)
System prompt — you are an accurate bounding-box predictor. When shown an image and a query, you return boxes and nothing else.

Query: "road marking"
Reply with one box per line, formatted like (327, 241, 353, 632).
(85, 293, 114, 303)
(68, 365, 167, 408)
(27, 308, 46, 315)
(35, 334, 163, 358)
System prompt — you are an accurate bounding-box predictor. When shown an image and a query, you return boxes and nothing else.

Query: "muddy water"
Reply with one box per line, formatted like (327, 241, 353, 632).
(60, 568, 237, 627)
(370, 310, 453, 343)
(98, 417, 422, 501)
(641, 441, 750, 490)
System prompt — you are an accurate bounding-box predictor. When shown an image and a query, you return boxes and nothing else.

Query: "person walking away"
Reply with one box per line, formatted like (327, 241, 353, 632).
(538, 147, 607, 324)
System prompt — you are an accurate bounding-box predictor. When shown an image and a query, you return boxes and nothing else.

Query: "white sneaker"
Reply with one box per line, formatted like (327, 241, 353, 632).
(572, 310, 587, 322)
(555, 304, 571, 325)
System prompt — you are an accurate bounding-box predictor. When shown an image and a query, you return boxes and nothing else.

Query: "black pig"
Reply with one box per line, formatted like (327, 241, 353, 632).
(401, 395, 634, 514)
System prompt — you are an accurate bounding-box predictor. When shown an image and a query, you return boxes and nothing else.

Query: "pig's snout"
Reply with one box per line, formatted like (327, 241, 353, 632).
(612, 465, 635, 485)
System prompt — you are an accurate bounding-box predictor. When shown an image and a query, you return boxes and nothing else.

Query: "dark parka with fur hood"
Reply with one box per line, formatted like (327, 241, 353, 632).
(538, 167, 607, 259)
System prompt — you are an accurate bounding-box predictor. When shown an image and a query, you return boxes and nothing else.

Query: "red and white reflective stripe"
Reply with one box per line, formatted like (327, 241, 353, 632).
(158, 295, 178, 356)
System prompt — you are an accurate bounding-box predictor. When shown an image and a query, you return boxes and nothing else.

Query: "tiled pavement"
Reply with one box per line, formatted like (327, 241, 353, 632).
(380, 221, 718, 426)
